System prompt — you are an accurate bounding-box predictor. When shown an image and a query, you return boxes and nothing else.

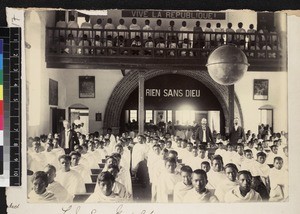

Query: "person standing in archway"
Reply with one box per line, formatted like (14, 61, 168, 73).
(195, 118, 214, 147)
(229, 117, 246, 146)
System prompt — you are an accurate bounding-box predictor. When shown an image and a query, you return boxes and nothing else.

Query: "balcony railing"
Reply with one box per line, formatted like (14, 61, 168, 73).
(45, 27, 285, 70)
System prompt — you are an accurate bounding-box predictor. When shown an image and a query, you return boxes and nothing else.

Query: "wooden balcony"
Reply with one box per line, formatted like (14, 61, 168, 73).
(45, 27, 286, 71)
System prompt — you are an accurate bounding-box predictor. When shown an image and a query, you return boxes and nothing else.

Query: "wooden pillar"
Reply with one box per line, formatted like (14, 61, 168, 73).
(138, 71, 145, 134)
(228, 84, 235, 133)
(172, 110, 176, 124)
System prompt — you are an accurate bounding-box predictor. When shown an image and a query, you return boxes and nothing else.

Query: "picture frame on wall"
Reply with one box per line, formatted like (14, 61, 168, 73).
(79, 76, 95, 98)
(253, 79, 269, 100)
(49, 78, 58, 105)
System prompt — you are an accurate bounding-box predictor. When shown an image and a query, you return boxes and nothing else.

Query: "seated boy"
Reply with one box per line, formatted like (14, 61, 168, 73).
(156, 157, 181, 202)
(207, 155, 227, 190)
(269, 157, 288, 201)
(85, 171, 123, 203)
(183, 169, 218, 202)
(173, 165, 193, 202)
(185, 146, 200, 170)
(55, 155, 85, 196)
(240, 149, 255, 171)
(250, 152, 270, 200)
(28, 171, 57, 202)
(266, 145, 279, 165)
(224, 170, 262, 202)
(44, 164, 72, 202)
(215, 163, 239, 202)
(198, 145, 209, 164)
(69, 151, 91, 183)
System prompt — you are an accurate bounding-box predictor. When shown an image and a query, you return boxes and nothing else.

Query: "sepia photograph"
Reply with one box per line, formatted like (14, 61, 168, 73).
(24, 9, 289, 205)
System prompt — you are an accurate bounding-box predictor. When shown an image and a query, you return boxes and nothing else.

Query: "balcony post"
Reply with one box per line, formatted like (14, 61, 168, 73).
(138, 70, 145, 135)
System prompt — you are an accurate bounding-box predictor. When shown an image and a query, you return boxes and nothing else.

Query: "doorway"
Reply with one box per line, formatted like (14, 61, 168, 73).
(51, 107, 66, 134)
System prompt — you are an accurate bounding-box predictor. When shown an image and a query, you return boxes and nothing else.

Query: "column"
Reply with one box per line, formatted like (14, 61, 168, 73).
(138, 71, 145, 134)
(228, 84, 235, 133)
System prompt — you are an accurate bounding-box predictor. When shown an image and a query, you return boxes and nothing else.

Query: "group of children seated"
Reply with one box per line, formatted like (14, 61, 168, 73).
(53, 15, 279, 58)
(27, 128, 288, 203)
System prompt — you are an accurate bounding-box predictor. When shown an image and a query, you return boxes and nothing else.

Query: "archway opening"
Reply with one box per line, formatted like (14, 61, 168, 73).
(120, 74, 226, 135)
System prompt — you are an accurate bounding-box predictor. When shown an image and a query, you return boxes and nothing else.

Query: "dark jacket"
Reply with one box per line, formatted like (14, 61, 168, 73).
(59, 129, 79, 151)
(195, 126, 214, 143)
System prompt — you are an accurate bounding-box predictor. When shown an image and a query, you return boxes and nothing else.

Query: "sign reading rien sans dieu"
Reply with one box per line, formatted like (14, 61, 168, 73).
(122, 10, 226, 20)
(146, 89, 200, 98)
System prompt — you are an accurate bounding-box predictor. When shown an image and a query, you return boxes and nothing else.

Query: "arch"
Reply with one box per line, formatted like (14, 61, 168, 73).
(103, 70, 244, 133)
(69, 103, 89, 109)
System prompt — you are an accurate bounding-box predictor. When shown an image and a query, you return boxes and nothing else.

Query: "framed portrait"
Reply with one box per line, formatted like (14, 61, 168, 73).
(79, 76, 95, 98)
(49, 78, 58, 105)
(253, 79, 269, 100)
(95, 113, 102, 121)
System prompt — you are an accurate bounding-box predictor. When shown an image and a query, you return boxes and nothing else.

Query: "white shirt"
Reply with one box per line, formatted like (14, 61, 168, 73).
(64, 129, 70, 149)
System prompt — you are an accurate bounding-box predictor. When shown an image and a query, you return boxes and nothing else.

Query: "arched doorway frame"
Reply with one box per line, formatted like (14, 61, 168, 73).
(103, 70, 244, 133)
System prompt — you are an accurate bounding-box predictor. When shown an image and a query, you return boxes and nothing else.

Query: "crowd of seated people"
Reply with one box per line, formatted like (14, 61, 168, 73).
(27, 119, 288, 203)
(50, 15, 280, 58)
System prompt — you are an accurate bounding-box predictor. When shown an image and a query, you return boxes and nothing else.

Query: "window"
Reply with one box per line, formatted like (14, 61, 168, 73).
(167, 110, 172, 123)
(175, 110, 195, 125)
(145, 110, 153, 123)
(129, 110, 137, 122)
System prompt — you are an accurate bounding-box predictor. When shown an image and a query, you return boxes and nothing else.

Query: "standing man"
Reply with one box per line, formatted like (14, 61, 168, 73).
(195, 118, 214, 147)
(229, 117, 246, 145)
(59, 120, 79, 154)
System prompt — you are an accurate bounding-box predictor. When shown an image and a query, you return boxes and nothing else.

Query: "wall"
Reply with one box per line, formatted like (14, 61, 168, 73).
(235, 71, 288, 133)
(26, 10, 68, 137)
(61, 69, 123, 134)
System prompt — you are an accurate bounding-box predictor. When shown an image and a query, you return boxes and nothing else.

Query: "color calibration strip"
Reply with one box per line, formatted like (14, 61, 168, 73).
(0, 27, 21, 186)
(0, 39, 3, 175)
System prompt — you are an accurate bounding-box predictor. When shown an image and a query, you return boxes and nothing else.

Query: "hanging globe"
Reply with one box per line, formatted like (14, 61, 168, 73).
(206, 45, 249, 85)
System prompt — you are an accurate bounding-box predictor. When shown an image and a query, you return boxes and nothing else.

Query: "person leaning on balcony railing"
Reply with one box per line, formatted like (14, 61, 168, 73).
(67, 15, 79, 39)
(225, 22, 235, 44)
(179, 21, 189, 45)
(55, 14, 67, 38)
(131, 35, 142, 55)
(129, 18, 141, 41)
(93, 18, 103, 38)
(156, 36, 166, 56)
(181, 38, 193, 57)
(168, 36, 178, 57)
(215, 23, 225, 47)
(204, 22, 214, 49)
(117, 19, 129, 40)
(103, 35, 115, 55)
(154, 19, 163, 44)
(77, 34, 91, 55)
(104, 18, 116, 39)
(257, 24, 269, 49)
(247, 24, 256, 48)
(235, 22, 246, 49)
(94, 35, 103, 55)
(64, 34, 76, 55)
(79, 15, 92, 41)
(193, 21, 204, 48)
(115, 35, 128, 55)
(143, 19, 153, 42)
(167, 20, 178, 44)
(144, 36, 154, 56)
